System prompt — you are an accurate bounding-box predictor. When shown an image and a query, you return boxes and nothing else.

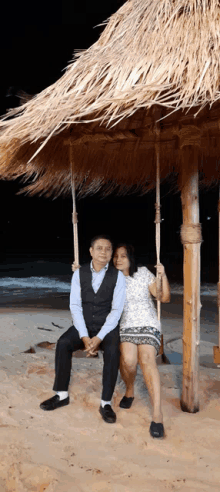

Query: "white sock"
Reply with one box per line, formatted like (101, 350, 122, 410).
(57, 391, 69, 401)
(101, 399, 111, 408)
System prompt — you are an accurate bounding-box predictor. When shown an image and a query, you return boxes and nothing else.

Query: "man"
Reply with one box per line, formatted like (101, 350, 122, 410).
(40, 235, 126, 423)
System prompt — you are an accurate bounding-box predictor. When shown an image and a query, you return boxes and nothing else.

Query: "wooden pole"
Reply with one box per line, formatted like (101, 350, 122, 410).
(69, 144, 80, 270)
(213, 185, 220, 364)
(180, 145, 201, 413)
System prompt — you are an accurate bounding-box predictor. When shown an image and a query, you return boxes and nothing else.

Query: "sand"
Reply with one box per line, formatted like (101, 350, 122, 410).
(0, 296, 220, 492)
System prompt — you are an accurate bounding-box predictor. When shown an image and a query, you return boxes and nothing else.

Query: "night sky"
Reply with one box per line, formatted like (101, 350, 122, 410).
(0, 0, 218, 282)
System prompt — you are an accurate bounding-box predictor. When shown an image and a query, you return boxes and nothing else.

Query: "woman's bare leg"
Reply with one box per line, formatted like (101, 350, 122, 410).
(120, 342, 138, 398)
(138, 344, 163, 423)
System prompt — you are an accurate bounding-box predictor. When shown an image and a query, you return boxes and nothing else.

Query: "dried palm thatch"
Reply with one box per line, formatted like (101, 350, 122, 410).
(0, 0, 220, 197)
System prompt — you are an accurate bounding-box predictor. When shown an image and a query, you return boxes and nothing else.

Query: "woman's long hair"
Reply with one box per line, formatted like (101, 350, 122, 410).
(113, 243, 138, 278)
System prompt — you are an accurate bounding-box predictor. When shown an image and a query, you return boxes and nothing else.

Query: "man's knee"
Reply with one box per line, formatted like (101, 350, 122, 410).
(104, 328, 120, 346)
(103, 340, 120, 361)
(104, 342, 120, 356)
(56, 335, 72, 352)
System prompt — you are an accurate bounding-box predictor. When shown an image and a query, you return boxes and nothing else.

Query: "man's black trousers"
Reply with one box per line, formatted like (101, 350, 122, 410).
(53, 325, 120, 401)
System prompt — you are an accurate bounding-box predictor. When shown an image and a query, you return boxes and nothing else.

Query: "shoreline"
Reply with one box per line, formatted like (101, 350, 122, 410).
(0, 293, 219, 369)
(0, 290, 218, 306)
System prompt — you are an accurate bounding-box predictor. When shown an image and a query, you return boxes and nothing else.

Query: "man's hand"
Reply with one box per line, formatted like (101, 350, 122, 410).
(81, 336, 92, 352)
(81, 336, 101, 357)
(84, 336, 101, 357)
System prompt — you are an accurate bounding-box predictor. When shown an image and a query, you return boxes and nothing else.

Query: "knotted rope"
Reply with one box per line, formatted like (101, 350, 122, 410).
(180, 223, 202, 244)
(218, 191, 220, 350)
(155, 202, 161, 225)
(69, 144, 80, 272)
(174, 125, 202, 149)
(66, 130, 138, 147)
(154, 140, 162, 320)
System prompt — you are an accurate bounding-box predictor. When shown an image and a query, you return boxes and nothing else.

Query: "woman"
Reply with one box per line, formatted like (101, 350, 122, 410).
(113, 244, 170, 439)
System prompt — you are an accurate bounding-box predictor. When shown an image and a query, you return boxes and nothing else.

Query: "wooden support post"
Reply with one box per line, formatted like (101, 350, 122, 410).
(180, 145, 201, 413)
(213, 186, 220, 364)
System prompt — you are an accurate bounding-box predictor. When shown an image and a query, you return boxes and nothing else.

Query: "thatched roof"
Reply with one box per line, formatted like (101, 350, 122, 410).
(0, 0, 220, 197)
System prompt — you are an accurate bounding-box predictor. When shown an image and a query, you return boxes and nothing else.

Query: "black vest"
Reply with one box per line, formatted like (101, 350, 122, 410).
(79, 263, 119, 334)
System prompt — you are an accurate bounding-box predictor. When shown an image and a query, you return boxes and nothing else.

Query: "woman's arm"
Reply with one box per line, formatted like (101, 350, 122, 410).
(149, 264, 171, 303)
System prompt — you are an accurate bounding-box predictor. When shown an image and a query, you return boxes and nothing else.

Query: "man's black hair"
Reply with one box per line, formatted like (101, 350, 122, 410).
(90, 234, 114, 249)
(113, 243, 138, 277)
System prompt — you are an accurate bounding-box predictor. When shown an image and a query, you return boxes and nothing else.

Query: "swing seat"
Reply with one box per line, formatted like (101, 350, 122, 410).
(73, 349, 100, 359)
(213, 346, 220, 364)
(157, 334, 164, 356)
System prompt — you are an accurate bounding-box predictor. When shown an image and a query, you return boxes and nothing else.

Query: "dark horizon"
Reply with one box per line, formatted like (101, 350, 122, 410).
(0, 178, 218, 284)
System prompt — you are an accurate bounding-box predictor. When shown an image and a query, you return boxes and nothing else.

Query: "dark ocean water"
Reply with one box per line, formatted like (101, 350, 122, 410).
(0, 257, 71, 308)
(0, 258, 217, 308)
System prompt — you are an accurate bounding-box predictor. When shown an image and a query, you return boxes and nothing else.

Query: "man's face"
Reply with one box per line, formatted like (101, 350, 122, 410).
(89, 239, 113, 267)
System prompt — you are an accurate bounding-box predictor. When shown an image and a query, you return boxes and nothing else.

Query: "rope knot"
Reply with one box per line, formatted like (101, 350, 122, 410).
(72, 212, 78, 224)
(174, 125, 202, 149)
(154, 203, 161, 224)
(180, 223, 202, 244)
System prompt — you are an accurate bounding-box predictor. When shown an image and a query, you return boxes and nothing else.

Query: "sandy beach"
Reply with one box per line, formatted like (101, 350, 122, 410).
(0, 294, 220, 492)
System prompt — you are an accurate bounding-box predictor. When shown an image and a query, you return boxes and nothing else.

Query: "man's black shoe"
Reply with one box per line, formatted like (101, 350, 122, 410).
(40, 395, 69, 411)
(99, 404, 116, 423)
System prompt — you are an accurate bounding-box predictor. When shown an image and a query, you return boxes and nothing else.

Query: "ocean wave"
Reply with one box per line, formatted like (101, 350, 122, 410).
(0, 277, 217, 296)
(0, 277, 71, 292)
(170, 283, 217, 296)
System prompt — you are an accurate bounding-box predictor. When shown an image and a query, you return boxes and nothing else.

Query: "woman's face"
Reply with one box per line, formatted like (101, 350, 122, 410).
(113, 247, 130, 276)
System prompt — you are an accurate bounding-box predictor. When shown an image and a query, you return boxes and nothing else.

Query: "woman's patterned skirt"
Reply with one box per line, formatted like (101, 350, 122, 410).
(120, 326, 161, 356)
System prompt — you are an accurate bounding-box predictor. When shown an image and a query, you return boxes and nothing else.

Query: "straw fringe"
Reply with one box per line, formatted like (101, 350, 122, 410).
(0, 123, 219, 198)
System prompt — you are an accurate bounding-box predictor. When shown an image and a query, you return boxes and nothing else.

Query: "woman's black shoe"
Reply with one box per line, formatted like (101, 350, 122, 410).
(40, 395, 69, 411)
(149, 421, 164, 438)
(119, 396, 134, 409)
(99, 404, 116, 423)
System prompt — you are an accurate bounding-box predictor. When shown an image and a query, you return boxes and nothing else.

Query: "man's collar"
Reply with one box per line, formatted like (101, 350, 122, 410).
(90, 260, 109, 273)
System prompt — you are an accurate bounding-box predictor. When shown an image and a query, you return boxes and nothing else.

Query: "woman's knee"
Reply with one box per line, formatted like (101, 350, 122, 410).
(120, 353, 137, 374)
(138, 345, 157, 366)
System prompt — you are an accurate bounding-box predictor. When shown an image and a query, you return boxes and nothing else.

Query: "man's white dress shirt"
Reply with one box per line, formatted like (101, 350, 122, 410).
(69, 261, 126, 340)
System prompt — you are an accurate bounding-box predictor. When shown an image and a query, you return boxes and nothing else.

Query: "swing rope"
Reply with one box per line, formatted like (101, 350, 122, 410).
(154, 133, 167, 360)
(69, 134, 165, 357)
(155, 141, 162, 322)
(70, 144, 80, 272)
(69, 136, 163, 306)
(218, 185, 220, 349)
(213, 184, 220, 364)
